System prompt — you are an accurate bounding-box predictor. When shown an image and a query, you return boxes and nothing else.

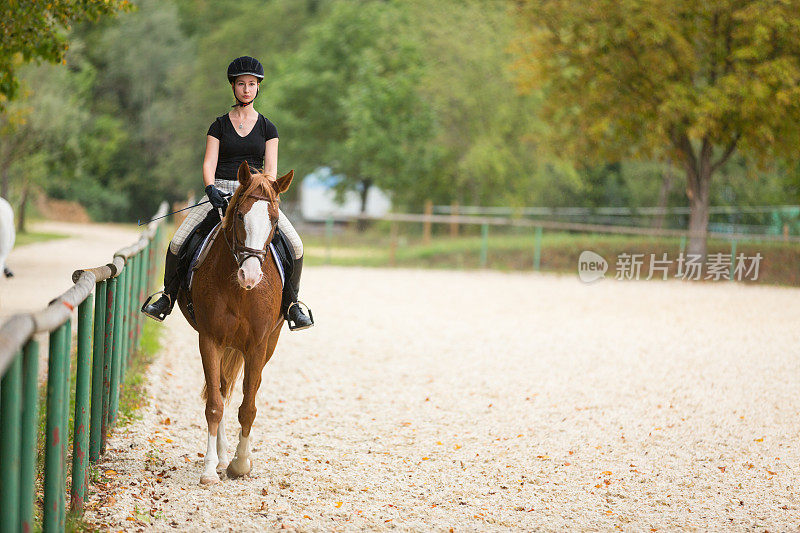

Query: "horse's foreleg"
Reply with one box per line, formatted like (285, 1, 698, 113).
(227, 360, 261, 477)
(228, 335, 275, 478)
(199, 334, 223, 485)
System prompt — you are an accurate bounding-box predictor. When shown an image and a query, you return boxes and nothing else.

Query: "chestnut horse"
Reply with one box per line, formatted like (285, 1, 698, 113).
(176, 162, 293, 484)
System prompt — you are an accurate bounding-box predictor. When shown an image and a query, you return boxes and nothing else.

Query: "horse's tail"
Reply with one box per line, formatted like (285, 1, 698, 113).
(201, 347, 244, 403)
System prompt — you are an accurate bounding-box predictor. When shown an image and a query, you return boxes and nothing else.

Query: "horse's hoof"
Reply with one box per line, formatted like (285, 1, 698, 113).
(199, 474, 220, 485)
(226, 458, 252, 478)
(217, 461, 229, 471)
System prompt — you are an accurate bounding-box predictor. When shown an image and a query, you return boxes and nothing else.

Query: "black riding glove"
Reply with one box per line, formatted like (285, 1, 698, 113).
(205, 184, 228, 213)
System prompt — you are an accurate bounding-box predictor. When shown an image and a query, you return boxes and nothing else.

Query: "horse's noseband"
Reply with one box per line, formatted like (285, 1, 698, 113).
(224, 192, 274, 268)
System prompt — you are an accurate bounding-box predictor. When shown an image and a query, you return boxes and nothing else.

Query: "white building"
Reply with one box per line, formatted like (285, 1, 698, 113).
(300, 167, 391, 222)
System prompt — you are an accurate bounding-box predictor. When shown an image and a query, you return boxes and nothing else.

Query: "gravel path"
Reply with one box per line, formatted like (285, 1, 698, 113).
(83, 267, 800, 532)
(0, 221, 140, 320)
(0, 221, 141, 381)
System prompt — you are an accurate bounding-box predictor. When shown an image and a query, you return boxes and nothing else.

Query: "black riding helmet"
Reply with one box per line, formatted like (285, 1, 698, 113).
(227, 56, 264, 107)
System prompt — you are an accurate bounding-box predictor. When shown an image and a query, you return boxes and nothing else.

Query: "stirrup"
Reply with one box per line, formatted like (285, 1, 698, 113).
(286, 301, 314, 331)
(141, 290, 173, 322)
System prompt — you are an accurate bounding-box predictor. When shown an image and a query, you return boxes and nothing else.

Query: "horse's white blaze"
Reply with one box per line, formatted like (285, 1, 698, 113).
(238, 200, 270, 289)
(243, 200, 270, 249)
(201, 432, 219, 483)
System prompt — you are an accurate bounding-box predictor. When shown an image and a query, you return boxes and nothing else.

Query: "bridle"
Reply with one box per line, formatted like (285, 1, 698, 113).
(222, 191, 276, 267)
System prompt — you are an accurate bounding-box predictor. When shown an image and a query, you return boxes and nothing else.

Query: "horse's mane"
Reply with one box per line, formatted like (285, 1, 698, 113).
(221, 171, 278, 229)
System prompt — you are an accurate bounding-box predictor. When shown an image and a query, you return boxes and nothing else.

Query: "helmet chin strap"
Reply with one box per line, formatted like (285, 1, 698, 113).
(232, 86, 259, 108)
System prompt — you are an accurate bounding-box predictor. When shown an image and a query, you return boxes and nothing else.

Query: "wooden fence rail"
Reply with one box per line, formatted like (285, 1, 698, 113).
(322, 211, 800, 272)
(0, 202, 168, 533)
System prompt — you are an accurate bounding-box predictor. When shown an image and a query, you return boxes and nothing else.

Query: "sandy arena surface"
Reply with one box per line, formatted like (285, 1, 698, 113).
(78, 266, 800, 532)
(0, 221, 140, 320)
(0, 221, 141, 378)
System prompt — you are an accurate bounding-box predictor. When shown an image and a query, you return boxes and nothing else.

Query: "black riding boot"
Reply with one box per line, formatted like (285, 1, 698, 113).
(141, 249, 181, 322)
(284, 254, 314, 331)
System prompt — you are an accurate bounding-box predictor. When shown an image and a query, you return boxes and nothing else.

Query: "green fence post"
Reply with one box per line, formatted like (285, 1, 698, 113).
(122, 257, 133, 376)
(140, 249, 147, 338)
(480, 223, 489, 268)
(730, 239, 737, 281)
(148, 239, 156, 291)
(71, 295, 93, 513)
(129, 253, 139, 359)
(139, 247, 146, 339)
(151, 229, 159, 285)
(90, 280, 107, 461)
(102, 277, 117, 452)
(109, 266, 126, 427)
(325, 216, 333, 265)
(43, 324, 67, 533)
(20, 340, 39, 533)
(0, 351, 22, 533)
(677, 235, 687, 277)
(59, 318, 71, 532)
(533, 226, 542, 271)
(121, 258, 130, 377)
(134, 251, 143, 347)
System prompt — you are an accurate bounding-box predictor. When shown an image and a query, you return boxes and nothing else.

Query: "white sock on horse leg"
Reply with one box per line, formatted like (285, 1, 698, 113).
(217, 414, 229, 468)
(227, 428, 252, 477)
(201, 432, 220, 483)
(234, 429, 251, 462)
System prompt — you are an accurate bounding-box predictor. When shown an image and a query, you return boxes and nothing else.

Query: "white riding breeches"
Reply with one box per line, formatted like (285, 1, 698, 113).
(169, 179, 303, 259)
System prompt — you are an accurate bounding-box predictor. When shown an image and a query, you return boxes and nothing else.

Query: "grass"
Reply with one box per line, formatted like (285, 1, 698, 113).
(303, 226, 800, 286)
(15, 230, 69, 247)
(29, 306, 164, 531)
(117, 319, 161, 426)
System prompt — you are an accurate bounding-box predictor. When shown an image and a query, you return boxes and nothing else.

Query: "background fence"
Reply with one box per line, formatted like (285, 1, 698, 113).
(318, 209, 800, 270)
(0, 202, 168, 533)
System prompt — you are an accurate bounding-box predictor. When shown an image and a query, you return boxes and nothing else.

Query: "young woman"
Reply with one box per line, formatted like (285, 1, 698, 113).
(142, 56, 313, 331)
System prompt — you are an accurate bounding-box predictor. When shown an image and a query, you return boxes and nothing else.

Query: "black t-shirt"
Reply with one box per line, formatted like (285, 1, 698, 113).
(207, 112, 278, 180)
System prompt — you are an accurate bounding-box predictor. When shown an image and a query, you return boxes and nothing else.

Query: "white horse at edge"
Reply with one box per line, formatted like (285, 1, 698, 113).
(0, 197, 15, 278)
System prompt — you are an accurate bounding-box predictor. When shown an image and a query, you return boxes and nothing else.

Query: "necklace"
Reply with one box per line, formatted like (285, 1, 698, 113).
(235, 114, 249, 129)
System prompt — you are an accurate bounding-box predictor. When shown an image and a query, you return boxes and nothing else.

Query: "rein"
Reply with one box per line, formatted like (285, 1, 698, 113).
(222, 191, 275, 267)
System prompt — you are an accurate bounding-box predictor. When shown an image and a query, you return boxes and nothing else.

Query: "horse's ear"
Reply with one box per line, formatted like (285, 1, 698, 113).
(237, 161, 252, 187)
(273, 170, 294, 194)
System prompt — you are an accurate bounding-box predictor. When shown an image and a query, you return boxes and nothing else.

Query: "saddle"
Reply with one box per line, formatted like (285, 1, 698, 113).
(177, 209, 295, 321)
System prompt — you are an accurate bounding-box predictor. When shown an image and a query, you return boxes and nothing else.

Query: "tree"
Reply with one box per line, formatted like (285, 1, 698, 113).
(408, 0, 583, 209)
(0, 0, 131, 108)
(513, 0, 800, 258)
(266, 1, 439, 213)
(2, 58, 128, 228)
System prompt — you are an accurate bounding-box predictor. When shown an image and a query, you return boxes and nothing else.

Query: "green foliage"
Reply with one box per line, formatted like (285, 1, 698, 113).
(409, 0, 581, 208)
(513, 0, 800, 165)
(6, 0, 197, 221)
(0, 0, 132, 107)
(513, 0, 800, 255)
(264, 1, 438, 209)
(2, 0, 798, 226)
